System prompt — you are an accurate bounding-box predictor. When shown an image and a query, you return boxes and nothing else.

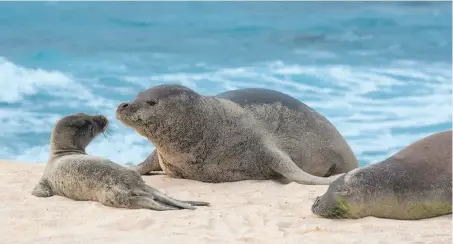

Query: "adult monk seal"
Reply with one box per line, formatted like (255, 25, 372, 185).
(116, 84, 358, 185)
(31, 113, 209, 211)
(311, 130, 452, 220)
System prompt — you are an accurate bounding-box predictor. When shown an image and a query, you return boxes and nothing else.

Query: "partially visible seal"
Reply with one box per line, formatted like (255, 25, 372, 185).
(31, 113, 209, 211)
(116, 84, 358, 185)
(311, 130, 452, 220)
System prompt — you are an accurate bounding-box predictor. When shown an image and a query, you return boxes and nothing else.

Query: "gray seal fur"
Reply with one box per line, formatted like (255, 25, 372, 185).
(116, 84, 359, 185)
(311, 130, 452, 220)
(31, 113, 209, 211)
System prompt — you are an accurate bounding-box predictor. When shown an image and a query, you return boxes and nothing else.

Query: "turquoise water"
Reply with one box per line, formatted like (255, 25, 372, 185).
(0, 2, 451, 166)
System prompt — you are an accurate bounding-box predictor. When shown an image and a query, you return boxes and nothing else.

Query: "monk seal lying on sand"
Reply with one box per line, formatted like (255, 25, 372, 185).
(31, 113, 209, 211)
(311, 130, 452, 220)
(116, 84, 358, 185)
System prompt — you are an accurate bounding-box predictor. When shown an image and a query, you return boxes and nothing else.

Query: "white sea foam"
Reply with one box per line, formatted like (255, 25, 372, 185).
(1, 57, 451, 166)
(0, 57, 115, 110)
(0, 57, 72, 103)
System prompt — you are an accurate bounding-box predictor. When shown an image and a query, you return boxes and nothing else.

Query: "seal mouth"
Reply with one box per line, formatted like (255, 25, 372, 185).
(116, 102, 135, 124)
(311, 195, 351, 219)
(312, 201, 353, 219)
(115, 102, 148, 128)
(321, 206, 349, 219)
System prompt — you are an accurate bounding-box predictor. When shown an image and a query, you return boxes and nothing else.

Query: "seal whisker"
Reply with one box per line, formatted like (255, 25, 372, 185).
(102, 131, 112, 141)
(102, 127, 114, 142)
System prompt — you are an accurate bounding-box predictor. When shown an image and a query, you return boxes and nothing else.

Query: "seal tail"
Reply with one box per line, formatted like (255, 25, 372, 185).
(269, 149, 343, 185)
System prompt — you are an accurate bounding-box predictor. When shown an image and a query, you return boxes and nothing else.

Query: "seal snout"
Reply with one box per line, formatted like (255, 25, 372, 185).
(93, 115, 109, 131)
(313, 196, 321, 206)
(116, 100, 144, 125)
(116, 102, 134, 116)
(311, 196, 322, 213)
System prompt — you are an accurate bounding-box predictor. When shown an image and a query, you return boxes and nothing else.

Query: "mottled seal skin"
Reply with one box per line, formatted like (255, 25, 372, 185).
(312, 130, 452, 220)
(31, 113, 209, 211)
(116, 84, 358, 185)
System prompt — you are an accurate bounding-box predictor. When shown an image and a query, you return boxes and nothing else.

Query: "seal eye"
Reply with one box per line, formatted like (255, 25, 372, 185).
(88, 124, 95, 132)
(146, 100, 158, 106)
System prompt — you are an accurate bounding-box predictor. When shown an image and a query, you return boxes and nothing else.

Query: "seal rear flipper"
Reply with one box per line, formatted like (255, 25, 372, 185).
(127, 185, 209, 211)
(31, 179, 54, 198)
(142, 185, 210, 208)
(130, 150, 163, 175)
(268, 149, 342, 185)
(128, 196, 181, 211)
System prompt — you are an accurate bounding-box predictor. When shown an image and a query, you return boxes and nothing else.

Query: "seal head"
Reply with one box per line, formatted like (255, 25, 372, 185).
(50, 113, 108, 154)
(116, 84, 203, 144)
(311, 171, 366, 219)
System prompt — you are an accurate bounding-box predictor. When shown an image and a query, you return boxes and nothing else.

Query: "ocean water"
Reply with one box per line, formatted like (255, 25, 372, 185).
(0, 2, 451, 166)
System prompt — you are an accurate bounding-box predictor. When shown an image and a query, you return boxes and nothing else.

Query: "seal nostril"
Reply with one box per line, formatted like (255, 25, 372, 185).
(314, 197, 320, 205)
(119, 103, 129, 109)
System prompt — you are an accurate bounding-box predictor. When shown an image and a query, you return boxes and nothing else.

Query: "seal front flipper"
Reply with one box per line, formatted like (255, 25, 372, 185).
(268, 148, 343, 185)
(31, 178, 54, 198)
(130, 149, 163, 175)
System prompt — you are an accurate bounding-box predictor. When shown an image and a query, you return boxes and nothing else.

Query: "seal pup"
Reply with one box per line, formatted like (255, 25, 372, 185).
(31, 113, 209, 211)
(311, 130, 452, 220)
(116, 84, 358, 185)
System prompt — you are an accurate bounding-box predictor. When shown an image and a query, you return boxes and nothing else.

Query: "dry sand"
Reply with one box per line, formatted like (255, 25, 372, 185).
(1, 159, 451, 244)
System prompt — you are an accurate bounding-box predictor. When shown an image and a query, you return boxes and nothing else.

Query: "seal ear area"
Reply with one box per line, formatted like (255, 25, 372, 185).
(66, 117, 90, 128)
(336, 185, 352, 196)
(333, 177, 352, 196)
(54, 114, 89, 130)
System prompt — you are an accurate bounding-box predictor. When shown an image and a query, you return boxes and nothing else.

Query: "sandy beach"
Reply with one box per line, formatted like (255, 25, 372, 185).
(1, 159, 451, 244)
